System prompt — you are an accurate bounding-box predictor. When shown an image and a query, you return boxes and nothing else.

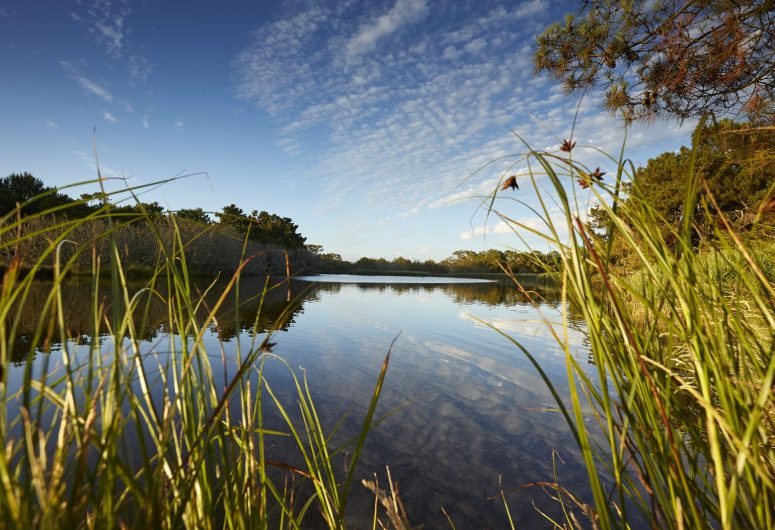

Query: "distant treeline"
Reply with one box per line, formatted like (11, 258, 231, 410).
(305, 246, 561, 275)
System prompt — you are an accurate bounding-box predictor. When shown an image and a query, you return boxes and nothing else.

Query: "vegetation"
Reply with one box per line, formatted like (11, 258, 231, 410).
(587, 119, 775, 269)
(2, 2, 773, 526)
(2, 173, 562, 279)
(490, 126, 775, 529)
(305, 245, 561, 276)
(215, 204, 307, 249)
(518, 4, 775, 527)
(0, 182, 401, 528)
(534, 0, 775, 121)
(0, 173, 312, 276)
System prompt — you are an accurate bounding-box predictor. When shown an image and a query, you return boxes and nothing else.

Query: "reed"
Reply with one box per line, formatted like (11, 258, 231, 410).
(0, 180, 392, 529)
(493, 129, 775, 529)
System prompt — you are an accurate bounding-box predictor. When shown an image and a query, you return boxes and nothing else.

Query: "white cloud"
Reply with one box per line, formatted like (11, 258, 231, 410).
(142, 114, 150, 129)
(59, 60, 113, 103)
(102, 111, 118, 123)
(513, 0, 549, 18)
(121, 100, 133, 112)
(460, 221, 514, 241)
(278, 137, 301, 156)
(84, 0, 132, 57)
(234, 1, 691, 223)
(45, 120, 58, 129)
(464, 38, 487, 54)
(73, 149, 122, 180)
(345, 0, 429, 59)
(428, 177, 500, 209)
(128, 55, 153, 83)
(442, 45, 462, 61)
(173, 119, 185, 131)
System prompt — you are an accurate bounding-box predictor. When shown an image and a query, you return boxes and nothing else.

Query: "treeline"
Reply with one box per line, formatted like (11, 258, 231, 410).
(0, 173, 307, 249)
(0, 173, 313, 276)
(306, 246, 561, 275)
(2, 173, 558, 279)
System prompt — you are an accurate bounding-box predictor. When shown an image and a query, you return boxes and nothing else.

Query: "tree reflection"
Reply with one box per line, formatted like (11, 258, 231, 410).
(5, 276, 569, 365)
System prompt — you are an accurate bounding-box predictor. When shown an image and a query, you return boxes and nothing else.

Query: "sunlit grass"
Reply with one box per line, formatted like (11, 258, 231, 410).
(492, 128, 775, 529)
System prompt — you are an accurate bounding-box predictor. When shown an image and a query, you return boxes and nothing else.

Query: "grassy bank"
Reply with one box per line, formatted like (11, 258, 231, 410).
(494, 136, 775, 529)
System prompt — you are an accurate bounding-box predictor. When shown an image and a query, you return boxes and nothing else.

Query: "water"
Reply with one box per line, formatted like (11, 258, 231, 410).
(3, 275, 596, 528)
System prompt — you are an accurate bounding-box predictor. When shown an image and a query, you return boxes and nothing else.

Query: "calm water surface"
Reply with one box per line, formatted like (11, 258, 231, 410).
(6, 275, 596, 528)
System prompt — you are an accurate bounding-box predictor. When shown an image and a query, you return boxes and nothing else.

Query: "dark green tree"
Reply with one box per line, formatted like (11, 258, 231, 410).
(215, 205, 307, 248)
(0, 172, 78, 216)
(216, 204, 249, 233)
(534, 1, 775, 122)
(113, 201, 165, 218)
(250, 210, 306, 248)
(305, 244, 324, 255)
(175, 207, 211, 224)
(589, 120, 774, 244)
(632, 121, 772, 222)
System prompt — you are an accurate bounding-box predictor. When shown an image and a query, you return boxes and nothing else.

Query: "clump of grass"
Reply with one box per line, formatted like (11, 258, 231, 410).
(0, 180, 392, 528)
(492, 128, 775, 529)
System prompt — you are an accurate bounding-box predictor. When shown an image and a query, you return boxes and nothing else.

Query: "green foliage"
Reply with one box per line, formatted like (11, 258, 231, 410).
(589, 121, 775, 255)
(0, 172, 92, 218)
(534, 1, 775, 121)
(250, 210, 307, 248)
(305, 243, 324, 255)
(215, 205, 307, 248)
(174, 207, 212, 224)
(636, 121, 772, 217)
(0, 174, 311, 258)
(440, 249, 558, 274)
(493, 139, 775, 529)
(215, 203, 249, 232)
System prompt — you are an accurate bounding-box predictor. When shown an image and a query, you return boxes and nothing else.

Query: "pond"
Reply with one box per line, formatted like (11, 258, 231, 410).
(3, 274, 595, 528)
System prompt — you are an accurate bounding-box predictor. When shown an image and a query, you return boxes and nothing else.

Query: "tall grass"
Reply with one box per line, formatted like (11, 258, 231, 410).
(493, 130, 774, 529)
(0, 181, 394, 528)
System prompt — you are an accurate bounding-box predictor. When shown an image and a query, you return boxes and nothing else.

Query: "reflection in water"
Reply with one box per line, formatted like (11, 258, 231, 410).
(5, 276, 594, 528)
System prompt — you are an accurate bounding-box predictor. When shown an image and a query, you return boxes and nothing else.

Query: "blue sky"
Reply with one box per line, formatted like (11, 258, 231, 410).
(0, 0, 693, 261)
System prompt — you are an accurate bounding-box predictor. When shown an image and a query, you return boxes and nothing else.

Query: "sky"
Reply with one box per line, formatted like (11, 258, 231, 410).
(0, 0, 694, 261)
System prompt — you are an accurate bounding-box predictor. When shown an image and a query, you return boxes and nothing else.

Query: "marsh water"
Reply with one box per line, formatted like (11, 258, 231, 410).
(5, 274, 597, 528)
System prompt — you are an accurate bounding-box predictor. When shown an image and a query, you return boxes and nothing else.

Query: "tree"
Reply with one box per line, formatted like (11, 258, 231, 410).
(250, 210, 306, 248)
(534, 1, 775, 122)
(113, 201, 165, 218)
(175, 207, 211, 224)
(635, 120, 771, 217)
(305, 244, 324, 255)
(1, 173, 66, 215)
(589, 120, 774, 241)
(216, 204, 249, 233)
(215, 205, 307, 248)
(0, 172, 97, 218)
